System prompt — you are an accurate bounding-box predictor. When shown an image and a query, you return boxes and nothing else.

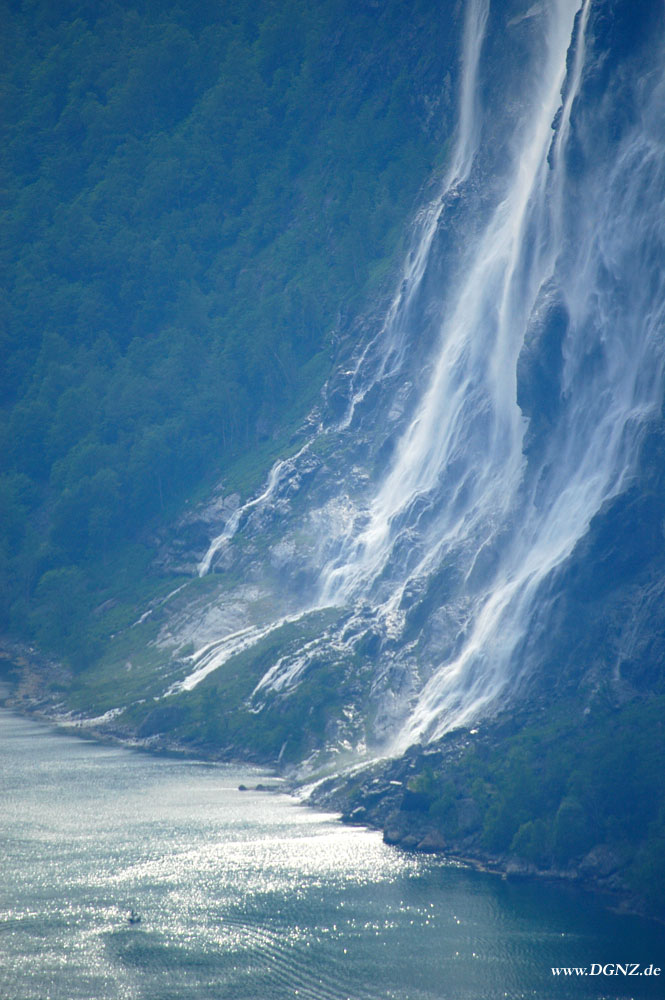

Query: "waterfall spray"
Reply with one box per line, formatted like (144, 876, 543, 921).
(180, 0, 665, 756)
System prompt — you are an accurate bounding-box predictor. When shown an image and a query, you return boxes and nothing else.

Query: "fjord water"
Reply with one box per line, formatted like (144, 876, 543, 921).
(2, 706, 664, 1000)
(170, 0, 665, 752)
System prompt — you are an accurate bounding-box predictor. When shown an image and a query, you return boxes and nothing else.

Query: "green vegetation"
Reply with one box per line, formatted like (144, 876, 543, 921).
(3, 0, 662, 928)
(0, 0, 455, 662)
(108, 606, 350, 764)
(407, 699, 665, 918)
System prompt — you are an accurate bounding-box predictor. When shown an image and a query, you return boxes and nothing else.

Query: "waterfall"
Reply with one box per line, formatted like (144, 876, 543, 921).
(182, 0, 665, 755)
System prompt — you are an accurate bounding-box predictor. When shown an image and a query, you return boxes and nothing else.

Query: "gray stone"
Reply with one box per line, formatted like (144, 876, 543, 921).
(417, 830, 446, 852)
(579, 844, 621, 878)
(456, 797, 482, 833)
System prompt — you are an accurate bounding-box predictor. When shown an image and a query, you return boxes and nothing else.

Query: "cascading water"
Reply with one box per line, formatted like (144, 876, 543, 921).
(171, 0, 665, 758)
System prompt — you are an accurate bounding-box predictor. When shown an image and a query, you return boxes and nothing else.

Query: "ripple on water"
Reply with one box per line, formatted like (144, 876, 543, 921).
(2, 711, 665, 1000)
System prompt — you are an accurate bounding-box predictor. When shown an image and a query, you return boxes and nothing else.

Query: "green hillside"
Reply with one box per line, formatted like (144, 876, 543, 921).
(0, 0, 455, 661)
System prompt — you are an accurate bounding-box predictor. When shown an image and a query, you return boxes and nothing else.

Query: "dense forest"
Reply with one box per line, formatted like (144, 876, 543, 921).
(4, 0, 664, 925)
(406, 700, 665, 919)
(0, 0, 454, 658)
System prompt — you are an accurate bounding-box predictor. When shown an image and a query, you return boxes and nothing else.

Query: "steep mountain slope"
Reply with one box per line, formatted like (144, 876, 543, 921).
(4, 0, 665, 917)
(52, 0, 665, 749)
(0, 0, 454, 660)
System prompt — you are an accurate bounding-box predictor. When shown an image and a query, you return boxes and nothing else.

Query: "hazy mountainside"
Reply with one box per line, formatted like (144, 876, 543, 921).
(4, 0, 665, 918)
(0, 0, 453, 660)
(58, 0, 665, 751)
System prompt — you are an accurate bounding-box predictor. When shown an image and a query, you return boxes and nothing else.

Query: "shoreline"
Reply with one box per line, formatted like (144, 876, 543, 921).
(310, 773, 660, 928)
(1, 639, 661, 927)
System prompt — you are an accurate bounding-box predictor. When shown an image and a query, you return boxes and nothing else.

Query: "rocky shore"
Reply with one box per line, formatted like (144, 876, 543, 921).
(0, 639, 658, 924)
(306, 727, 650, 923)
(0, 641, 72, 713)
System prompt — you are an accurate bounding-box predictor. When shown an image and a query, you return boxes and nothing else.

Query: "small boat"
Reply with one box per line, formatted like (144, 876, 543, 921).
(127, 909, 142, 925)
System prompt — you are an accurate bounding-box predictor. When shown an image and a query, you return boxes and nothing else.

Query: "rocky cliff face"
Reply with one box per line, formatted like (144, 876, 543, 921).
(26, 1, 662, 779)
(6, 0, 664, 921)
(87, 0, 663, 756)
(11, 3, 661, 820)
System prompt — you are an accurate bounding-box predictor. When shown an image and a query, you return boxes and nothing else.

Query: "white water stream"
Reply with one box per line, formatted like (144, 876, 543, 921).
(182, 0, 665, 753)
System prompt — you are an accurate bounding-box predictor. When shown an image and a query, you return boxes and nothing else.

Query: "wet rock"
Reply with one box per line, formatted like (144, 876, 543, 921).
(383, 824, 403, 846)
(505, 858, 536, 876)
(136, 705, 187, 738)
(417, 830, 446, 852)
(344, 806, 368, 824)
(579, 844, 621, 878)
(381, 809, 444, 852)
(150, 489, 241, 575)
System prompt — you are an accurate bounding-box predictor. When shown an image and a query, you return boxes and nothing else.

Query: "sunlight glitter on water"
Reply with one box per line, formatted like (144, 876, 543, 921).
(2, 708, 665, 1000)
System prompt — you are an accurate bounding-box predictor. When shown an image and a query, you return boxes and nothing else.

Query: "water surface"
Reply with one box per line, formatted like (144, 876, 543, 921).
(1, 706, 664, 1000)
